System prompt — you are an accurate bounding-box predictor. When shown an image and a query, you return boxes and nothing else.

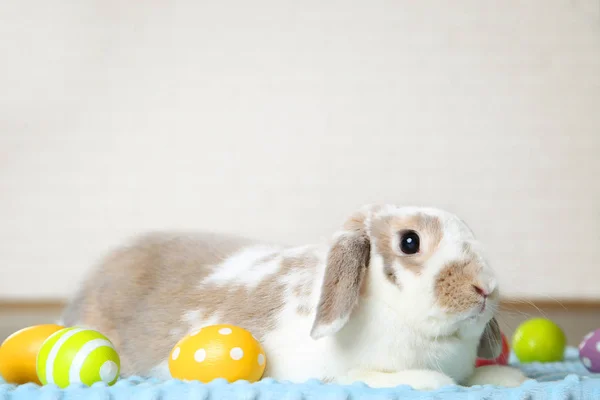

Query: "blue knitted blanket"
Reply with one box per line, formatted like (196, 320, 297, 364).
(2, 348, 599, 399)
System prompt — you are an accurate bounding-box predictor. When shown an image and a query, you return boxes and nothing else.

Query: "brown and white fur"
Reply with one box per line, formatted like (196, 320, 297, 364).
(61, 204, 527, 390)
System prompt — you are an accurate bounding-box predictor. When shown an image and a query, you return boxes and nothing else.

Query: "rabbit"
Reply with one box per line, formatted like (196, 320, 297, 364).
(60, 204, 528, 390)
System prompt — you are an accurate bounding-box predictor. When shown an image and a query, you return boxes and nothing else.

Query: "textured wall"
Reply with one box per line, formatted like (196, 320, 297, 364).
(1, 0, 599, 300)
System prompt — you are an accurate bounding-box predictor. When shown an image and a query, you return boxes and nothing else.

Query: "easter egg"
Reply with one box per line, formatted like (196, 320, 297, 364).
(578, 328, 600, 373)
(36, 327, 120, 388)
(512, 318, 566, 363)
(0, 324, 64, 384)
(169, 324, 266, 383)
(476, 331, 510, 367)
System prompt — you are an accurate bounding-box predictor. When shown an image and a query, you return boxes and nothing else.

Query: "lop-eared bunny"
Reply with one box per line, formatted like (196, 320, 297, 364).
(61, 204, 527, 390)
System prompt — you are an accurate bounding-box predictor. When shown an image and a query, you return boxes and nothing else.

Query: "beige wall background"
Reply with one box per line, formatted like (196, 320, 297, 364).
(1, 0, 599, 301)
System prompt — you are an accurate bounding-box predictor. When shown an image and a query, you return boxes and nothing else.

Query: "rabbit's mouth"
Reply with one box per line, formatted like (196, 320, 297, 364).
(460, 300, 494, 323)
(479, 299, 487, 313)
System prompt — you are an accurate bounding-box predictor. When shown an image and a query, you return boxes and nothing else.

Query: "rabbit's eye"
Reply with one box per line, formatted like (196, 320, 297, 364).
(400, 230, 420, 254)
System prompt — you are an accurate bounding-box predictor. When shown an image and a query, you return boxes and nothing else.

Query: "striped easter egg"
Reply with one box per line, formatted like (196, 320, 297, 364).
(36, 327, 120, 388)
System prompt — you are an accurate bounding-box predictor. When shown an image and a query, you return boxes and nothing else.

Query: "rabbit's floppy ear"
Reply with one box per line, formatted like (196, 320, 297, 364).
(477, 317, 503, 359)
(310, 208, 372, 340)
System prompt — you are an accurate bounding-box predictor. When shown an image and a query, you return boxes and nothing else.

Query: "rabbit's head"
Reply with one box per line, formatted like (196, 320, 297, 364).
(311, 204, 502, 359)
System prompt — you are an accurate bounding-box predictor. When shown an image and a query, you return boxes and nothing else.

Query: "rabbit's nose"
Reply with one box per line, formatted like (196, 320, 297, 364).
(472, 284, 488, 298)
(473, 279, 497, 298)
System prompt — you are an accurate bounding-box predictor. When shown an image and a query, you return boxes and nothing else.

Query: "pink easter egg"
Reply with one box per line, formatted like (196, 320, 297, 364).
(579, 328, 600, 373)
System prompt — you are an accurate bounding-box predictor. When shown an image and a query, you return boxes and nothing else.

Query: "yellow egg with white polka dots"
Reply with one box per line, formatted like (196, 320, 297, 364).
(168, 324, 266, 383)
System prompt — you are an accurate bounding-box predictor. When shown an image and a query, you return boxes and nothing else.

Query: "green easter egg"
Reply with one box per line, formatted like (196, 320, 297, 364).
(36, 327, 120, 388)
(512, 318, 566, 363)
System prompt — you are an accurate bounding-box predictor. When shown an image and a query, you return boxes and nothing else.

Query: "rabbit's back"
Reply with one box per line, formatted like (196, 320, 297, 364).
(61, 232, 322, 377)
